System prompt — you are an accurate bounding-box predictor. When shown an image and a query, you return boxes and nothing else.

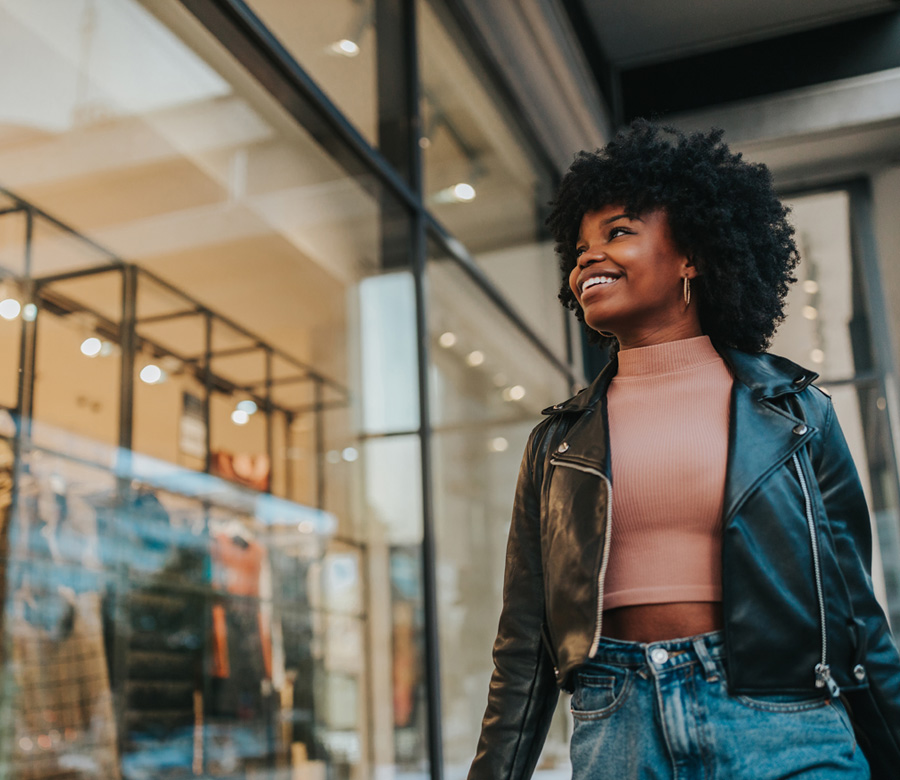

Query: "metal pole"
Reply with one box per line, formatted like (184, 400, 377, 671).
(313, 379, 324, 510)
(118, 265, 137, 455)
(265, 349, 273, 494)
(204, 313, 213, 473)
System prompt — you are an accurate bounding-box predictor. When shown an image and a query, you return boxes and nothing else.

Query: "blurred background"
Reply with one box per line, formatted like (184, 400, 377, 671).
(0, 1, 898, 778)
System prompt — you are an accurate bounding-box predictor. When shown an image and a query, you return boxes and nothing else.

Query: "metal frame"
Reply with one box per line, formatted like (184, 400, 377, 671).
(0, 191, 349, 508)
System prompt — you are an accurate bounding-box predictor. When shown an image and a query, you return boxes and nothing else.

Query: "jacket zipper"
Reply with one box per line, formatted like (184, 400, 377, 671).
(549, 458, 612, 659)
(792, 451, 840, 697)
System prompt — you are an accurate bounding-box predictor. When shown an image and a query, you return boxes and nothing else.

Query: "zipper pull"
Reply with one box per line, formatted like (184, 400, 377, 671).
(815, 663, 841, 698)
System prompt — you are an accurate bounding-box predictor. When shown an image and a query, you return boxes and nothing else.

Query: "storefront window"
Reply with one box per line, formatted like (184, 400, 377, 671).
(427, 240, 572, 778)
(0, 0, 427, 777)
(417, 0, 569, 365)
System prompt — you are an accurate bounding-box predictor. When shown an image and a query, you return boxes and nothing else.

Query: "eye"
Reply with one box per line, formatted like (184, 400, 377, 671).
(575, 246, 586, 258)
(608, 226, 631, 239)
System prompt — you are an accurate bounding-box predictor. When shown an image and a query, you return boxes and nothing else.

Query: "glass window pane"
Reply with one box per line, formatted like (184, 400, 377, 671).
(244, 0, 378, 145)
(418, 0, 568, 363)
(0, 1, 426, 777)
(427, 240, 572, 776)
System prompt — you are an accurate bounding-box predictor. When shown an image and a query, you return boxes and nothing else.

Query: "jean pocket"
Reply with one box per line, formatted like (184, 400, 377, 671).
(736, 691, 830, 713)
(831, 697, 859, 752)
(571, 666, 632, 720)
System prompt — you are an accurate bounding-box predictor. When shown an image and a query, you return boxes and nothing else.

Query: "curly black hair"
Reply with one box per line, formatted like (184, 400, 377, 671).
(547, 120, 799, 353)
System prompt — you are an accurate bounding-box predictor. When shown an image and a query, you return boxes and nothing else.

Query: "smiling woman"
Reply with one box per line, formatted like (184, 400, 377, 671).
(468, 120, 900, 780)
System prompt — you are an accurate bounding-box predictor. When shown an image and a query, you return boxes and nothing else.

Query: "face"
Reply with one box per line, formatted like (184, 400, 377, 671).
(568, 205, 701, 348)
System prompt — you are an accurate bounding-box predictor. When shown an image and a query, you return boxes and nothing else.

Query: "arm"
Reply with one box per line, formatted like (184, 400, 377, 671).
(815, 398, 900, 775)
(467, 427, 560, 780)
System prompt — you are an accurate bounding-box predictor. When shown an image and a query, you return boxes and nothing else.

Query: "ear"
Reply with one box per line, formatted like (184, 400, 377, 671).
(681, 254, 700, 279)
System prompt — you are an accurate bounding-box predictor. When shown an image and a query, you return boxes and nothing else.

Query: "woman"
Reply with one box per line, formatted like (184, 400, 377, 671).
(468, 121, 900, 779)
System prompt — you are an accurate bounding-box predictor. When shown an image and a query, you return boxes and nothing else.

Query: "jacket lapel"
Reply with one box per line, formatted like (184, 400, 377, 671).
(720, 348, 818, 524)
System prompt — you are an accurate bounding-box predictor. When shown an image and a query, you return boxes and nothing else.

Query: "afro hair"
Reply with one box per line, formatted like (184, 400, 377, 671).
(547, 120, 800, 353)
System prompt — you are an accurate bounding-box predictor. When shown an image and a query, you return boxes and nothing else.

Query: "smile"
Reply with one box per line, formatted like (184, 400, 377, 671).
(581, 275, 619, 294)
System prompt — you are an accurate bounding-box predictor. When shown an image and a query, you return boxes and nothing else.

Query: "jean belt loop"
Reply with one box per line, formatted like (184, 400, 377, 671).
(692, 636, 720, 682)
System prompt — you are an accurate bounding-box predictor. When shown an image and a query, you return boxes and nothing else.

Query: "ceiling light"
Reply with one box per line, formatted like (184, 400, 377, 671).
(466, 350, 485, 367)
(810, 348, 825, 363)
(452, 183, 476, 201)
(432, 182, 478, 204)
(802, 305, 818, 320)
(502, 385, 526, 402)
(802, 280, 819, 295)
(22, 303, 37, 322)
(342, 447, 359, 462)
(439, 331, 457, 348)
(330, 38, 360, 57)
(140, 364, 164, 384)
(0, 298, 20, 320)
(488, 437, 509, 453)
(298, 520, 315, 534)
(80, 337, 102, 357)
(231, 409, 250, 425)
(237, 400, 258, 415)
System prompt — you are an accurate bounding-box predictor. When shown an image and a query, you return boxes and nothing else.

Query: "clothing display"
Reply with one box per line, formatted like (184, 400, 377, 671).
(9, 592, 120, 780)
(604, 335, 733, 608)
(210, 451, 271, 493)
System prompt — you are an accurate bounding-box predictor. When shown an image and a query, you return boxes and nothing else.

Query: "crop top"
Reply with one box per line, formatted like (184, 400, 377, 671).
(603, 335, 733, 610)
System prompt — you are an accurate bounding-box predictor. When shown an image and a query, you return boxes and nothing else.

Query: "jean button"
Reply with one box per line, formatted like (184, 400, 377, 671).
(650, 647, 669, 665)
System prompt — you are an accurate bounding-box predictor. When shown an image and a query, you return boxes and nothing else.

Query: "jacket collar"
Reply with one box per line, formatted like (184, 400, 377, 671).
(542, 344, 818, 416)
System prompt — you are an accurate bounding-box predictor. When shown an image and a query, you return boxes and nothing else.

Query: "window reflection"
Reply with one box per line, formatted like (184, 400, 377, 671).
(0, 0, 426, 776)
(427, 244, 572, 776)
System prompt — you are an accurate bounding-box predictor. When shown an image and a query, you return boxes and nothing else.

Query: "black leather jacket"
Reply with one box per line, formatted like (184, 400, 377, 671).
(469, 347, 900, 780)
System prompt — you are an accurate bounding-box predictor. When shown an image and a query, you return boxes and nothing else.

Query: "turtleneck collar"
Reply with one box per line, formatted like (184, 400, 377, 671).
(616, 335, 721, 378)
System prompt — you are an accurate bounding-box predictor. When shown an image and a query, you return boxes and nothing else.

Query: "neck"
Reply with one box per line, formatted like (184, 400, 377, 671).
(616, 318, 704, 351)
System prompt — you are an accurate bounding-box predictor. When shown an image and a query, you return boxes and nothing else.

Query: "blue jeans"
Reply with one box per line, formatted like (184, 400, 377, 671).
(570, 631, 870, 779)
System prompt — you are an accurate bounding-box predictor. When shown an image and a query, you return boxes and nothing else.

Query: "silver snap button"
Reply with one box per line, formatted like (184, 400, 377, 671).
(793, 375, 806, 385)
(553, 403, 563, 410)
(650, 647, 669, 665)
(853, 664, 866, 681)
(557, 442, 569, 453)
(793, 424, 808, 435)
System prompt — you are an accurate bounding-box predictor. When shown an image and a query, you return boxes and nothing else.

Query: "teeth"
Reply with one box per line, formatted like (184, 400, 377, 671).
(582, 275, 617, 291)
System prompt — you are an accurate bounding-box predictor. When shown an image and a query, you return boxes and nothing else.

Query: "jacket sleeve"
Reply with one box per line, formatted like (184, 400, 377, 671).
(467, 426, 560, 780)
(815, 397, 900, 776)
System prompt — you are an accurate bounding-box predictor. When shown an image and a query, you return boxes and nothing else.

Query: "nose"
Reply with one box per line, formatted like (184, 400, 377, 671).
(577, 247, 604, 268)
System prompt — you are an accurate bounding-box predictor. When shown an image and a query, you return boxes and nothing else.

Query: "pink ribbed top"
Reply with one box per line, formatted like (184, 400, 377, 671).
(603, 335, 733, 610)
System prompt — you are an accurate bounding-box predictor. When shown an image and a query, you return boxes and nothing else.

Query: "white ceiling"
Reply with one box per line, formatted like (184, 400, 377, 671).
(580, 0, 897, 67)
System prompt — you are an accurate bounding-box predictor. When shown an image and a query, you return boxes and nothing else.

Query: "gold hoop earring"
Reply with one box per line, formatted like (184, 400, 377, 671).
(683, 276, 691, 306)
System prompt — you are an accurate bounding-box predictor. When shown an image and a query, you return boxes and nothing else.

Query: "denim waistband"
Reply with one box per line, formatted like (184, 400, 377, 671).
(583, 630, 725, 676)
